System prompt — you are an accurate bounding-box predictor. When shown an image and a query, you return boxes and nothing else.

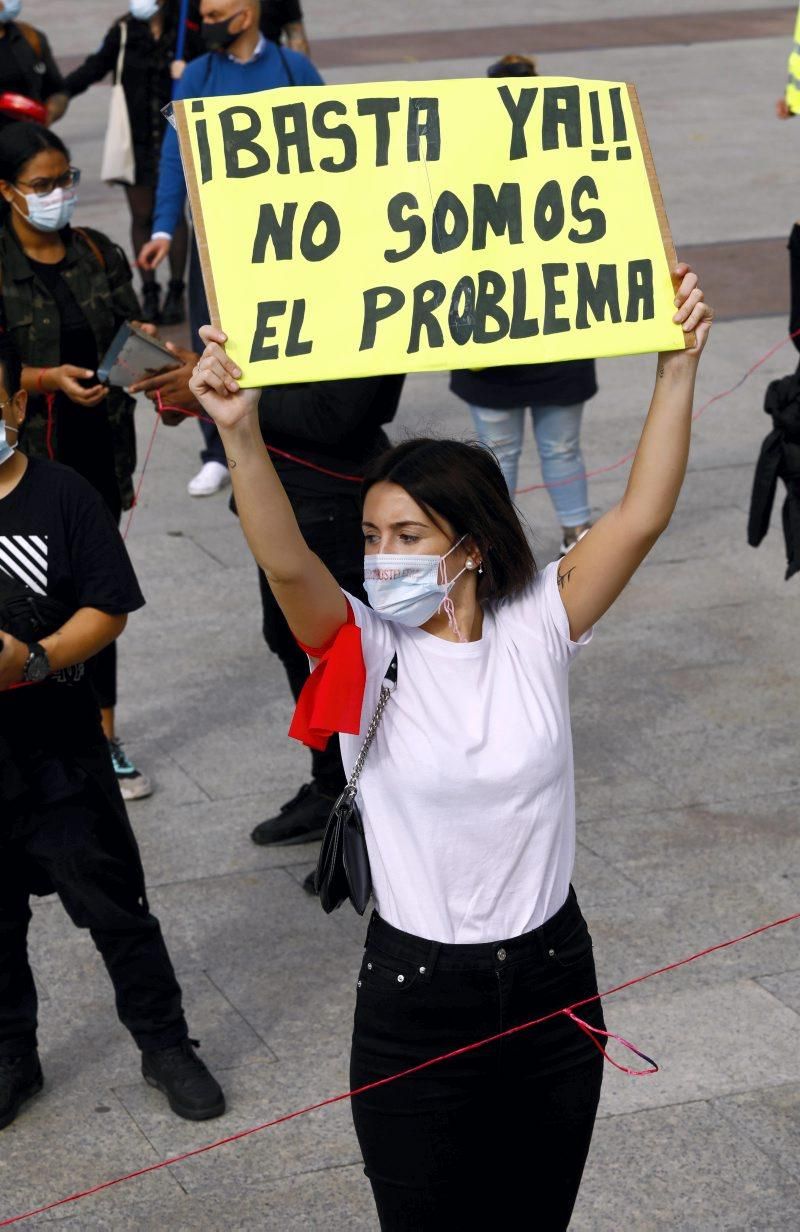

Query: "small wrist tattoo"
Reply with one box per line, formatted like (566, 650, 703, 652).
(657, 362, 665, 379)
(557, 566, 575, 591)
(226, 456, 237, 469)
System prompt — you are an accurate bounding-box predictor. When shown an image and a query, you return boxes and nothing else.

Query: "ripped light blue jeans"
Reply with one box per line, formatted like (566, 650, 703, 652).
(469, 402, 590, 526)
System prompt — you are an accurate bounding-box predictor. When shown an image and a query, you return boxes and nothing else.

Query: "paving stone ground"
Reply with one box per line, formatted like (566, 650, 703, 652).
(3, 3, 799, 1229)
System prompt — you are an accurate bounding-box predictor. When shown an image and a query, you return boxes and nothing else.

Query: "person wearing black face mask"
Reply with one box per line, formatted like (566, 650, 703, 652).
(137, 0, 323, 500)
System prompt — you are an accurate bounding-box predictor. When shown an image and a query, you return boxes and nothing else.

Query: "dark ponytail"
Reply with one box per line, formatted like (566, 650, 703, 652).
(362, 438, 537, 603)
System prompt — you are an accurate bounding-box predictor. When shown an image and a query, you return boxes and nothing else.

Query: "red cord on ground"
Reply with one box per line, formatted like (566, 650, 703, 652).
(1, 908, 797, 1227)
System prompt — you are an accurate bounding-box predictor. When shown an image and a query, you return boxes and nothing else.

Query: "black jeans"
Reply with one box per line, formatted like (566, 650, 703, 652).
(258, 490, 366, 795)
(0, 779, 188, 1057)
(350, 888, 604, 1231)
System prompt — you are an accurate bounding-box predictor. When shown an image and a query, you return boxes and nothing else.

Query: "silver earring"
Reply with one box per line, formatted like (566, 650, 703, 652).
(478, 563, 484, 575)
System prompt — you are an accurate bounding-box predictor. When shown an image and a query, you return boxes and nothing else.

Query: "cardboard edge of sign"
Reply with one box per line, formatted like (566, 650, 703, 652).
(174, 102, 223, 335)
(175, 83, 695, 366)
(627, 83, 695, 351)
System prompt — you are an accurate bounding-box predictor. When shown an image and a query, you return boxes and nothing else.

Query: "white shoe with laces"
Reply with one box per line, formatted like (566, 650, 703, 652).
(187, 461, 230, 497)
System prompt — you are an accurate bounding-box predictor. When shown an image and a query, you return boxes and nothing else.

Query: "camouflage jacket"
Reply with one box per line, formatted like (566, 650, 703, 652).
(0, 224, 141, 509)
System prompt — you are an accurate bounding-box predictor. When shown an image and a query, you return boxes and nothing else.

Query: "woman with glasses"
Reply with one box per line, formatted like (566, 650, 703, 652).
(0, 121, 152, 800)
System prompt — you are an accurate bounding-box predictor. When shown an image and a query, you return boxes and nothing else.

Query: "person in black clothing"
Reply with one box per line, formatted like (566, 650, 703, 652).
(260, 0, 309, 53)
(0, 121, 153, 800)
(129, 348, 404, 870)
(0, 3, 68, 130)
(0, 334, 225, 1129)
(62, 2, 203, 325)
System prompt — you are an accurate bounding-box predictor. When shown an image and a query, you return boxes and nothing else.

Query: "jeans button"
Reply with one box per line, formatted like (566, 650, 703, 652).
(397, 974, 405, 984)
(497, 947, 507, 962)
(548, 948, 555, 958)
(419, 966, 426, 974)
(367, 962, 372, 970)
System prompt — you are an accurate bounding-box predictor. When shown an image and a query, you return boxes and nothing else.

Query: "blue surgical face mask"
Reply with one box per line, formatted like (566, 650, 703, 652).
(12, 184, 77, 233)
(129, 0, 160, 19)
(364, 536, 470, 629)
(0, 1, 23, 24)
(0, 420, 19, 467)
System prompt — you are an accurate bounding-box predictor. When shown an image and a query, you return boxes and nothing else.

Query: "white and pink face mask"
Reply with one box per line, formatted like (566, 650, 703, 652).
(364, 536, 470, 636)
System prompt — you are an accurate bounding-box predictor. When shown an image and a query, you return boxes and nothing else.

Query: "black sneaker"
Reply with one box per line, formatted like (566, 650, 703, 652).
(140, 281, 161, 325)
(160, 279, 186, 325)
(250, 782, 335, 846)
(141, 1039, 225, 1121)
(0, 1052, 44, 1130)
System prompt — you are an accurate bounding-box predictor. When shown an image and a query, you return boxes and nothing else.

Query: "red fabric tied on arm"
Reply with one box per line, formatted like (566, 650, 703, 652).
(288, 602, 366, 751)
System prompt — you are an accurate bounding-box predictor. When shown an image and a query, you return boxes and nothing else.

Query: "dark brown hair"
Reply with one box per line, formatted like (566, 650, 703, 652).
(362, 438, 537, 602)
(487, 54, 538, 78)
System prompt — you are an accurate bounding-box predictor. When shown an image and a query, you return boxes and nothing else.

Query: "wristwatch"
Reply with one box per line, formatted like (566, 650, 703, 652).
(22, 642, 50, 683)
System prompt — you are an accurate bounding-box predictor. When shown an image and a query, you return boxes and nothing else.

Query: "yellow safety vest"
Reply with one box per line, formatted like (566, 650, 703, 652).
(786, 4, 800, 114)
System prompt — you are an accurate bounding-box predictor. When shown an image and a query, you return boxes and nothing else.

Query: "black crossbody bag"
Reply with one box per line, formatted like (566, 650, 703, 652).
(315, 653, 397, 915)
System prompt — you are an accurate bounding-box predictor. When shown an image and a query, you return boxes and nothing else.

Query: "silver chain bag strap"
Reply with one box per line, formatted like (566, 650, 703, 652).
(315, 653, 397, 914)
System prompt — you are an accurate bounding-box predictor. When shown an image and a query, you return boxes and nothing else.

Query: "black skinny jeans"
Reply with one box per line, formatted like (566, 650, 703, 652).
(350, 888, 604, 1231)
(258, 489, 366, 795)
(0, 777, 187, 1057)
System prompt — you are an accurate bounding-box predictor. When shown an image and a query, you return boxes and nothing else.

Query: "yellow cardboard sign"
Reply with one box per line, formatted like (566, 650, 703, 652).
(173, 77, 688, 386)
(786, 4, 800, 114)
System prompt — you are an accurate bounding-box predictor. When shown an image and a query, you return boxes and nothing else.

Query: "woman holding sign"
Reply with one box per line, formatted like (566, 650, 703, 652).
(188, 266, 712, 1229)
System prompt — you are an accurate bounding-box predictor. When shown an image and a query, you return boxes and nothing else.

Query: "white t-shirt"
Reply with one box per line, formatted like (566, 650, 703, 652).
(339, 560, 591, 944)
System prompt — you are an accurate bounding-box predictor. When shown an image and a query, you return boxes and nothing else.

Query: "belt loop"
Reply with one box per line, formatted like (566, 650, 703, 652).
(419, 941, 440, 982)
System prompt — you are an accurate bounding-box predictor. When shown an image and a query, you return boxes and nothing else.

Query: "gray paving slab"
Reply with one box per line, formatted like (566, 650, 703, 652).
(579, 793, 800, 894)
(593, 977, 799, 1117)
(571, 1099, 800, 1232)
(586, 878, 800, 1000)
(34, 1165, 377, 1231)
(0, 1091, 180, 1220)
(714, 1081, 800, 1185)
(757, 966, 800, 1012)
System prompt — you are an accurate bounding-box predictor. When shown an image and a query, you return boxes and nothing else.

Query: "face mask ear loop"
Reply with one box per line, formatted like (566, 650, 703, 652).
(439, 544, 470, 644)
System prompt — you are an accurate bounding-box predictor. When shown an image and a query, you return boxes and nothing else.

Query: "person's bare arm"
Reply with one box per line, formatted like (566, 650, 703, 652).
(188, 328, 347, 648)
(555, 264, 713, 641)
(0, 610, 126, 689)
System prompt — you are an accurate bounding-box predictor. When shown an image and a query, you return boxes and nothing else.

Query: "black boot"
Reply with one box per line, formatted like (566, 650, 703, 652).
(250, 782, 335, 846)
(141, 1039, 225, 1121)
(160, 279, 186, 325)
(140, 280, 161, 325)
(0, 1052, 43, 1130)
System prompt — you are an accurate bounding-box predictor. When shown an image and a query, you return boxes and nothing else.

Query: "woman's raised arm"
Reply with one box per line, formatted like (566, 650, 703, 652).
(554, 264, 714, 641)
(189, 327, 348, 648)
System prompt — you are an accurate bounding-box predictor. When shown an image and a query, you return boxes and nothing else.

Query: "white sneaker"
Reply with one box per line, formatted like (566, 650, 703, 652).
(187, 461, 231, 497)
(559, 524, 592, 557)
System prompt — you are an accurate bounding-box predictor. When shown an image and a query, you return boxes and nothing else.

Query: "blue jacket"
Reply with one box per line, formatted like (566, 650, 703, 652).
(153, 41, 323, 237)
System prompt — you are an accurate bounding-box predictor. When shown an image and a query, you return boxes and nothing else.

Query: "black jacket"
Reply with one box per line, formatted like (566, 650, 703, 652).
(257, 374, 405, 497)
(450, 359, 597, 410)
(63, 15, 203, 166)
(747, 370, 800, 580)
(0, 21, 64, 105)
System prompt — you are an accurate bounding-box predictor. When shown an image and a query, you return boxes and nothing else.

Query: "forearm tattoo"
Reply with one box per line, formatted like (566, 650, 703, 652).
(225, 456, 237, 469)
(557, 566, 575, 591)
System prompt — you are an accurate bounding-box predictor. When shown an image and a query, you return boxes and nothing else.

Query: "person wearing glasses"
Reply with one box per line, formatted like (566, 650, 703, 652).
(0, 122, 151, 800)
